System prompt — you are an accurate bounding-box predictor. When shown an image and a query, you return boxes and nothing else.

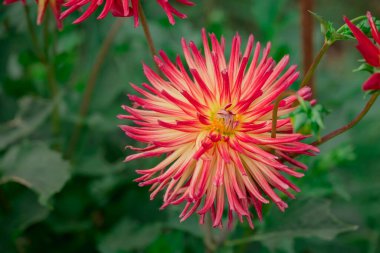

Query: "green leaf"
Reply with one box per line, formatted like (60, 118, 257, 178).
(309, 12, 369, 44)
(98, 218, 162, 253)
(309, 11, 336, 43)
(0, 97, 54, 151)
(290, 99, 328, 138)
(0, 142, 71, 206)
(226, 198, 358, 247)
(0, 187, 49, 253)
(0, 187, 49, 232)
(264, 198, 357, 240)
(353, 62, 375, 74)
(261, 239, 295, 253)
(292, 112, 308, 133)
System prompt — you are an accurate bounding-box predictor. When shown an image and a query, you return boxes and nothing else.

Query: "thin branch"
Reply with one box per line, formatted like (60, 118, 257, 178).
(202, 214, 217, 253)
(300, 42, 330, 88)
(271, 90, 299, 138)
(300, 15, 367, 90)
(23, 4, 60, 136)
(43, 13, 61, 136)
(312, 92, 379, 146)
(336, 16, 367, 33)
(138, 2, 158, 58)
(65, 19, 124, 159)
(23, 4, 44, 60)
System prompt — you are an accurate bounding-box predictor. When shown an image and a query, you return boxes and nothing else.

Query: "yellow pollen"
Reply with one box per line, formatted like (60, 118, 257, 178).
(210, 108, 239, 136)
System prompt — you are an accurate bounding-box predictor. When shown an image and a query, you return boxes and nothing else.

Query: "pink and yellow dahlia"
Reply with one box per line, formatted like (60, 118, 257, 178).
(344, 12, 380, 91)
(61, 0, 194, 25)
(119, 30, 319, 228)
(3, 0, 63, 29)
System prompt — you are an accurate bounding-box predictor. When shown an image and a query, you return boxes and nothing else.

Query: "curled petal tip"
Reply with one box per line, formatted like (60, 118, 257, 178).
(120, 29, 319, 228)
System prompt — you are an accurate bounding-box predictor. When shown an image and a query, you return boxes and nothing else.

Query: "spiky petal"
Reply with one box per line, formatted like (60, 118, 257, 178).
(119, 29, 319, 228)
(60, 0, 194, 26)
(344, 12, 380, 91)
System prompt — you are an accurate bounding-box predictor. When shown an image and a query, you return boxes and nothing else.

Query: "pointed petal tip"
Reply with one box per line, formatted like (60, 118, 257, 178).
(362, 73, 380, 91)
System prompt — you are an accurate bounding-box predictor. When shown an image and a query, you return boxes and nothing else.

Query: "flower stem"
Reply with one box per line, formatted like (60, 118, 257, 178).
(65, 20, 124, 159)
(336, 15, 367, 33)
(138, 2, 158, 59)
(201, 214, 232, 252)
(45, 63, 61, 136)
(203, 215, 216, 253)
(312, 92, 379, 146)
(23, 4, 60, 137)
(271, 90, 299, 138)
(43, 13, 61, 137)
(300, 42, 330, 88)
(23, 4, 43, 60)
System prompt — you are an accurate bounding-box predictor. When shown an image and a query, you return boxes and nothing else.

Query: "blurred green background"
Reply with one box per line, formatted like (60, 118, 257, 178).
(1, 0, 380, 252)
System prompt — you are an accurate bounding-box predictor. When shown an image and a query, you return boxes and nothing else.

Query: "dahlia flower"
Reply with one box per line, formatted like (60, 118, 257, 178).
(344, 12, 380, 91)
(60, 0, 194, 26)
(3, 0, 63, 29)
(118, 30, 319, 228)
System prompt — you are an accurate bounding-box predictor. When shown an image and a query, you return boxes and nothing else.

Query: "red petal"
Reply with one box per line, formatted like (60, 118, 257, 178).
(367, 12, 380, 45)
(344, 16, 380, 67)
(362, 73, 380, 91)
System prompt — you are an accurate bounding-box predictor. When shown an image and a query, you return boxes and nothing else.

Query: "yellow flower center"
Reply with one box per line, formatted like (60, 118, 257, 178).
(209, 107, 240, 136)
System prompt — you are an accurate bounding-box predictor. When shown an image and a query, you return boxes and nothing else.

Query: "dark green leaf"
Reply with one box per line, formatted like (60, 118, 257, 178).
(226, 198, 358, 247)
(0, 141, 71, 206)
(0, 187, 49, 253)
(0, 97, 53, 151)
(98, 218, 162, 253)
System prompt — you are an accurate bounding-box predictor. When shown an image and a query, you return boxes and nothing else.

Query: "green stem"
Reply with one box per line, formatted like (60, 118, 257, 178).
(23, 3, 60, 137)
(300, 42, 330, 88)
(45, 63, 60, 135)
(201, 214, 232, 252)
(43, 10, 50, 58)
(271, 90, 299, 138)
(138, 2, 158, 59)
(299, 15, 367, 91)
(336, 15, 367, 33)
(202, 215, 216, 253)
(23, 4, 43, 60)
(43, 14, 61, 137)
(65, 19, 124, 159)
(312, 92, 379, 147)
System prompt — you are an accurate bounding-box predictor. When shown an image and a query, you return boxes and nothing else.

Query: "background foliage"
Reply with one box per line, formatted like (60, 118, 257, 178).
(0, 0, 380, 252)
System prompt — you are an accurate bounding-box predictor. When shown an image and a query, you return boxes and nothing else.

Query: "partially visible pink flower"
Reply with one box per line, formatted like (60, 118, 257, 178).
(344, 12, 380, 91)
(3, 0, 63, 29)
(118, 29, 319, 228)
(60, 0, 194, 26)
